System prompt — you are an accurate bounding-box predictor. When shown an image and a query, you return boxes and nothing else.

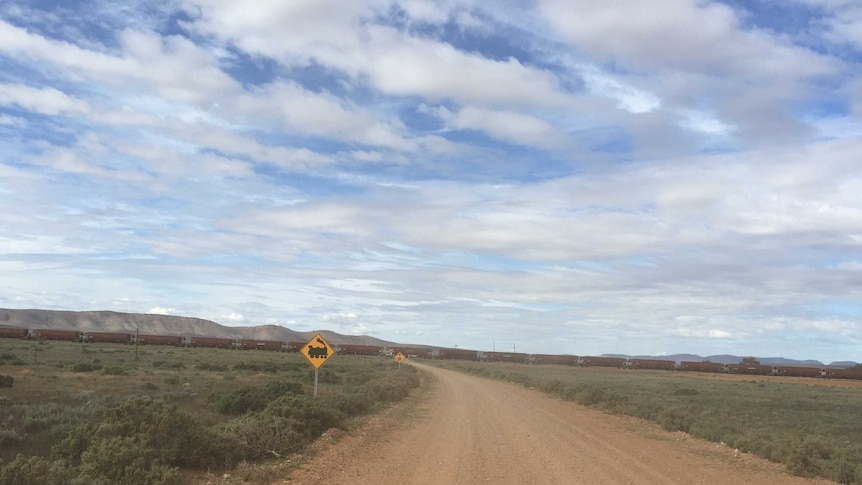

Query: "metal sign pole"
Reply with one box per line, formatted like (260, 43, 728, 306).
(314, 367, 319, 397)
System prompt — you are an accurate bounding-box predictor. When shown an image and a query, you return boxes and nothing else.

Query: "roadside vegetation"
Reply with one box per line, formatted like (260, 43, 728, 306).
(0, 339, 419, 484)
(431, 360, 862, 485)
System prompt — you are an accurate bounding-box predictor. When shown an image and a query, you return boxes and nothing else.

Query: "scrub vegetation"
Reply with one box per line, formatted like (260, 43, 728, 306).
(0, 339, 419, 484)
(433, 360, 862, 485)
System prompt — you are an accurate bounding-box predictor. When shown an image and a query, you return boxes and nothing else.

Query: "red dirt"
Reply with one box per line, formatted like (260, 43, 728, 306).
(286, 362, 837, 485)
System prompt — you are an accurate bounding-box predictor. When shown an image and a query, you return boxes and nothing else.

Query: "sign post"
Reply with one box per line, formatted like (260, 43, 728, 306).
(395, 351, 404, 368)
(300, 333, 335, 397)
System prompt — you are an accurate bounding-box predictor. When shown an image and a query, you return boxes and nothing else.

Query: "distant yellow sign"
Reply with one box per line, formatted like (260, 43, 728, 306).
(300, 333, 335, 369)
(395, 352, 405, 363)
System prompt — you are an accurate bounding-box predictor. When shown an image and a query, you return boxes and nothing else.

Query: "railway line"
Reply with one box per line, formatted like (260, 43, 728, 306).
(2, 325, 860, 380)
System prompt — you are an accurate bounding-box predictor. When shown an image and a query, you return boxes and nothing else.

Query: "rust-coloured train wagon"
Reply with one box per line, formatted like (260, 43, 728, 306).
(388, 347, 433, 358)
(825, 368, 862, 380)
(726, 363, 776, 375)
(774, 365, 825, 378)
(438, 348, 479, 361)
(284, 341, 305, 352)
(33, 329, 81, 341)
(337, 344, 382, 356)
(628, 359, 676, 370)
(530, 354, 577, 365)
(237, 339, 283, 351)
(0, 327, 29, 339)
(82, 332, 132, 344)
(579, 356, 627, 368)
(136, 334, 184, 346)
(679, 361, 726, 373)
(189, 337, 233, 348)
(481, 351, 529, 363)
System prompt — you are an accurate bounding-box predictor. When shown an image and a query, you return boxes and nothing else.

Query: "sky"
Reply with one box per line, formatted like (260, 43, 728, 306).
(1, 0, 861, 363)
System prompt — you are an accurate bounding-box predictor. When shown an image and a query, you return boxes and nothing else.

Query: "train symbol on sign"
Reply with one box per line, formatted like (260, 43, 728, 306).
(307, 338, 329, 359)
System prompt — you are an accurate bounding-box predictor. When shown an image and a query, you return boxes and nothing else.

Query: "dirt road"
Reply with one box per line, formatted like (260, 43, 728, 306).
(288, 362, 835, 485)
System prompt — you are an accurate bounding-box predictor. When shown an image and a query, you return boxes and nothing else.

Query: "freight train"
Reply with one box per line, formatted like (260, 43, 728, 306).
(1, 325, 859, 380)
(0, 327, 299, 351)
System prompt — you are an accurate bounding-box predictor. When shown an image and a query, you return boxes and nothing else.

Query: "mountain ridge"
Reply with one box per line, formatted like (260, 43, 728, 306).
(0, 308, 401, 347)
(602, 353, 855, 367)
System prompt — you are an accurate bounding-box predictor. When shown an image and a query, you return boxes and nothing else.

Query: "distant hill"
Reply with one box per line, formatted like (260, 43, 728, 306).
(0, 308, 399, 347)
(602, 352, 834, 367)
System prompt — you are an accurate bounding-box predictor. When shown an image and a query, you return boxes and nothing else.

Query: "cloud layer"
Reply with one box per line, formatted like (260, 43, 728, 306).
(1, 0, 861, 362)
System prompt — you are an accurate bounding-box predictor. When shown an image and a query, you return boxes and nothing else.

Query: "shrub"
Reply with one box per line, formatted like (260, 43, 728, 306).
(51, 424, 94, 465)
(78, 436, 183, 485)
(100, 366, 127, 376)
(263, 395, 345, 439)
(218, 414, 305, 460)
(94, 399, 227, 469)
(787, 436, 832, 478)
(0, 429, 22, 447)
(71, 362, 101, 372)
(208, 381, 304, 415)
(330, 392, 374, 416)
(0, 455, 74, 485)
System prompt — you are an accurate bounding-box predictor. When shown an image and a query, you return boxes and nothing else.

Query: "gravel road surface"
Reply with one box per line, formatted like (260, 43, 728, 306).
(288, 362, 836, 485)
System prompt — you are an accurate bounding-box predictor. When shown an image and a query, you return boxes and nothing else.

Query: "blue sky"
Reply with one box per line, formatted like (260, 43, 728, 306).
(1, 0, 861, 363)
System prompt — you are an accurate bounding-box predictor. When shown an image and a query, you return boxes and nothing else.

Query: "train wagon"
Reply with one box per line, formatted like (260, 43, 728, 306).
(82, 331, 132, 344)
(481, 351, 529, 363)
(284, 341, 305, 352)
(628, 359, 676, 370)
(530, 354, 577, 365)
(136, 334, 184, 346)
(0, 327, 29, 339)
(189, 337, 233, 348)
(336, 344, 382, 356)
(726, 363, 776, 375)
(388, 347, 433, 358)
(33, 329, 81, 341)
(579, 356, 627, 368)
(438, 348, 479, 361)
(825, 368, 862, 379)
(237, 339, 283, 351)
(774, 365, 825, 378)
(679, 361, 726, 373)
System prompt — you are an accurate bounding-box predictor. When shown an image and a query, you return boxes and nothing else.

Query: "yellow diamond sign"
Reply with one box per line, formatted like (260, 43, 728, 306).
(395, 352, 405, 363)
(300, 333, 335, 369)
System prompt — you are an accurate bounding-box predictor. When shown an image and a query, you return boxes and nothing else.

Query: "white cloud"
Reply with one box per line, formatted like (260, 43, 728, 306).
(0, 84, 90, 115)
(148, 306, 177, 315)
(0, 19, 239, 105)
(436, 105, 566, 148)
(232, 82, 413, 150)
(579, 67, 660, 114)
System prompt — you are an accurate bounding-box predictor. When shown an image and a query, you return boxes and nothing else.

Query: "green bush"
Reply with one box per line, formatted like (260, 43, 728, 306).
(263, 395, 345, 439)
(78, 436, 183, 485)
(218, 414, 305, 460)
(208, 381, 304, 415)
(0, 455, 74, 485)
(95, 399, 227, 469)
(330, 392, 374, 416)
(100, 366, 127, 376)
(0, 429, 22, 447)
(50, 424, 94, 464)
(71, 362, 101, 372)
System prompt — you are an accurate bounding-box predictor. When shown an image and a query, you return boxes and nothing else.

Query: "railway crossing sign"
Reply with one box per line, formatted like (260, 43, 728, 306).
(301, 333, 335, 397)
(395, 352, 405, 363)
(300, 333, 335, 369)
